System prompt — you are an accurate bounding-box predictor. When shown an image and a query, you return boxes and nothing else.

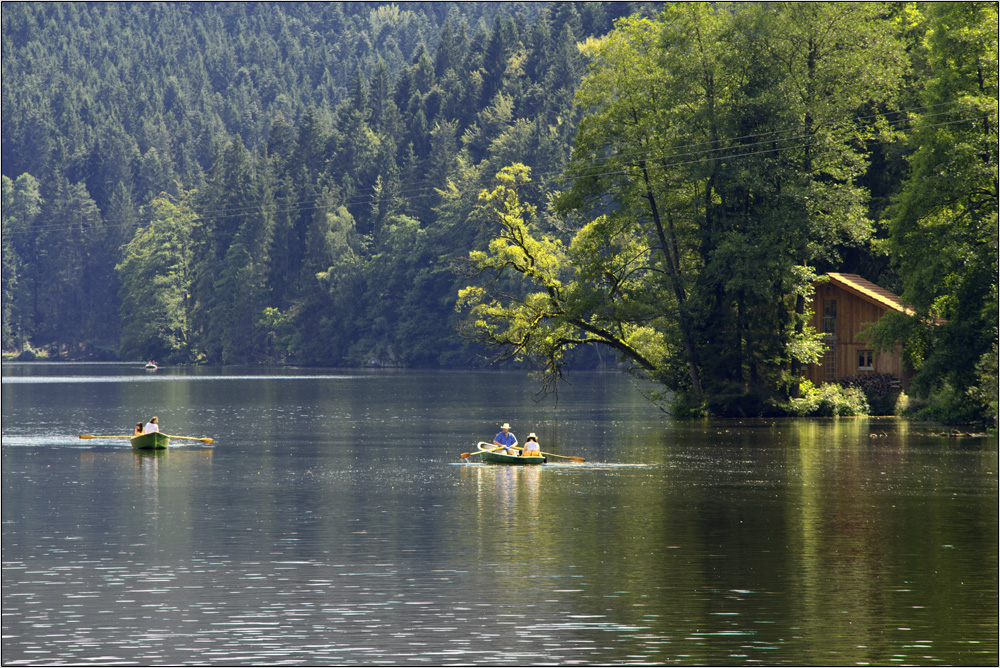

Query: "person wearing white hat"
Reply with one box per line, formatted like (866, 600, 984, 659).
(522, 432, 540, 456)
(492, 422, 518, 455)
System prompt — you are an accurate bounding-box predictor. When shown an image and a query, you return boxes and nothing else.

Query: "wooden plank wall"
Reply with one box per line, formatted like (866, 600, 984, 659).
(804, 281, 907, 385)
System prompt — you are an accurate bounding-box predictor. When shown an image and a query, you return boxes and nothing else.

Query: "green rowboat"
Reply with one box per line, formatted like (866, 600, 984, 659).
(477, 441, 545, 465)
(131, 432, 170, 450)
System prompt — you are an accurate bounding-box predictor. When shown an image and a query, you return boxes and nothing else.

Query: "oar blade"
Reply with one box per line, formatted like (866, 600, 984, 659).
(163, 434, 214, 444)
(79, 434, 96, 439)
(460, 444, 501, 459)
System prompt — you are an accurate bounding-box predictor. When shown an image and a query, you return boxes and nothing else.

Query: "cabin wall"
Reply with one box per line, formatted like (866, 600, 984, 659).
(804, 281, 907, 386)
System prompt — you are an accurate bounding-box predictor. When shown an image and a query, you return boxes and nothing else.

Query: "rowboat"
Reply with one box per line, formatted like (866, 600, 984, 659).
(131, 432, 170, 449)
(477, 441, 545, 465)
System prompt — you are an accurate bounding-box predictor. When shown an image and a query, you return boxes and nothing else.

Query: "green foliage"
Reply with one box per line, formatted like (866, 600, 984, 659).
(2, 2, 610, 365)
(903, 382, 991, 426)
(548, 4, 906, 412)
(459, 164, 674, 395)
(257, 307, 295, 363)
(31, 178, 116, 357)
(454, 4, 993, 417)
(1, 1, 994, 428)
(1, 173, 42, 351)
(116, 192, 197, 363)
(781, 380, 870, 418)
(835, 373, 904, 416)
(973, 340, 999, 427)
(873, 2, 999, 422)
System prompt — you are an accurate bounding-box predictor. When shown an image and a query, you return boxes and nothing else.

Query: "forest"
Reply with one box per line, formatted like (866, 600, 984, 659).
(2, 2, 997, 422)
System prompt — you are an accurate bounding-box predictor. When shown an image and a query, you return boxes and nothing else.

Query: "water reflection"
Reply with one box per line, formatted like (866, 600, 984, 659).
(463, 462, 543, 511)
(3, 368, 997, 665)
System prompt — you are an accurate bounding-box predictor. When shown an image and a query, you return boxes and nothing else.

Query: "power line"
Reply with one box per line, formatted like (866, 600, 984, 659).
(2, 103, 988, 240)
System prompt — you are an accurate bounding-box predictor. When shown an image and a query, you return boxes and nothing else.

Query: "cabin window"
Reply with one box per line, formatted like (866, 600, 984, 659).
(858, 350, 875, 370)
(823, 299, 837, 335)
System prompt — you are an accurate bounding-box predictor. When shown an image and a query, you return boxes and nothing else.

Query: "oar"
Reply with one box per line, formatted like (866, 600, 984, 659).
(459, 443, 502, 459)
(539, 451, 585, 463)
(164, 434, 214, 444)
(80, 433, 214, 444)
(507, 444, 585, 463)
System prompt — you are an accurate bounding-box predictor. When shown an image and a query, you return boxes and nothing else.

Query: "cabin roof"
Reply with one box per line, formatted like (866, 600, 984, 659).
(824, 273, 914, 316)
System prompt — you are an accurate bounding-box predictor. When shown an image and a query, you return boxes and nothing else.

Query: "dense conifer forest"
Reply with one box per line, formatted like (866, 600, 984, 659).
(2, 2, 996, 421)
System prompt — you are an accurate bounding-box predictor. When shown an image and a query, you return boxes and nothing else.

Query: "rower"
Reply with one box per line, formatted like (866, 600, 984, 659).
(492, 422, 518, 455)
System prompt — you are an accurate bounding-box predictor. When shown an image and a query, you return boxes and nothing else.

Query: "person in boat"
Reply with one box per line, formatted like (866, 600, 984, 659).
(143, 416, 160, 434)
(133, 422, 144, 437)
(492, 422, 518, 455)
(522, 433, 540, 457)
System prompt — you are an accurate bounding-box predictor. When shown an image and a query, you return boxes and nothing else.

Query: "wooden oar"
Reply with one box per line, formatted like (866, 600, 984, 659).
(539, 451, 585, 463)
(459, 443, 502, 459)
(80, 433, 213, 444)
(507, 444, 584, 463)
(164, 434, 214, 444)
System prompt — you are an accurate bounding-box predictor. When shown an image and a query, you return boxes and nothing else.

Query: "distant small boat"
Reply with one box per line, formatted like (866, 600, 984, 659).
(477, 441, 545, 465)
(131, 432, 170, 449)
(144, 362, 158, 370)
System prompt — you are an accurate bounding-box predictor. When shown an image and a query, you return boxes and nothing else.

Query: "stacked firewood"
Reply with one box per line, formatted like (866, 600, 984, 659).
(837, 373, 899, 397)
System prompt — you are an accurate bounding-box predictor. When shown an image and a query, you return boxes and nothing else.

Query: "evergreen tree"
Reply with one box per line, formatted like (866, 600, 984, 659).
(1, 174, 43, 352)
(32, 178, 109, 357)
(5, 0, 990, 417)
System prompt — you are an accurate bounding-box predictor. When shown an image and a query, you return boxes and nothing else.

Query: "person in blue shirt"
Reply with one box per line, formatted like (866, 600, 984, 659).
(492, 423, 518, 454)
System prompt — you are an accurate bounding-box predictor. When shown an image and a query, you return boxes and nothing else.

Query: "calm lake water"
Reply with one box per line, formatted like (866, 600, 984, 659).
(2, 363, 997, 666)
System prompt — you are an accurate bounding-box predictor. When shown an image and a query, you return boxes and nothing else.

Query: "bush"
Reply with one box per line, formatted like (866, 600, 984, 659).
(15, 346, 47, 361)
(904, 382, 990, 425)
(972, 342, 998, 427)
(669, 392, 710, 418)
(895, 391, 910, 415)
(782, 380, 870, 417)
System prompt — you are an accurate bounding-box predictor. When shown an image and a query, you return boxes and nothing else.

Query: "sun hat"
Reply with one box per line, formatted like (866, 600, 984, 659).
(502, 423, 510, 429)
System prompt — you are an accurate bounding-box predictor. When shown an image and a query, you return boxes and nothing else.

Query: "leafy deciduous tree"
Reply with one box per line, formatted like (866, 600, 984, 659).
(872, 2, 998, 422)
(117, 191, 197, 362)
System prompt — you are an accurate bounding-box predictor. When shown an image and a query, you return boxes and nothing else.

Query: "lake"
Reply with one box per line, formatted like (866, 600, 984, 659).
(2, 364, 997, 666)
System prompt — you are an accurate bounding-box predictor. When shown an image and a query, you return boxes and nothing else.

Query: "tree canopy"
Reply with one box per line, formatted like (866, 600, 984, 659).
(458, 2, 997, 421)
(2, 1, 639, 363)
(2, 2, 995, 422)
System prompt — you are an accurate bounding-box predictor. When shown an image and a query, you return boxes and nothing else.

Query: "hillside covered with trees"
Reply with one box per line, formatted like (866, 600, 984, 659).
(2, 2, 996, 422)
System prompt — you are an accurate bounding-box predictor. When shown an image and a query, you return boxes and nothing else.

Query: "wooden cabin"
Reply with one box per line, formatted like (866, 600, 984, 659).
(803, 273, 911, 388)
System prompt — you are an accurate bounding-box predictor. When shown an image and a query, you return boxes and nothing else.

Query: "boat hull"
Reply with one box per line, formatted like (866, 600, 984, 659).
(131, 432, 170, 449)
(478, 442, 545, 465)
